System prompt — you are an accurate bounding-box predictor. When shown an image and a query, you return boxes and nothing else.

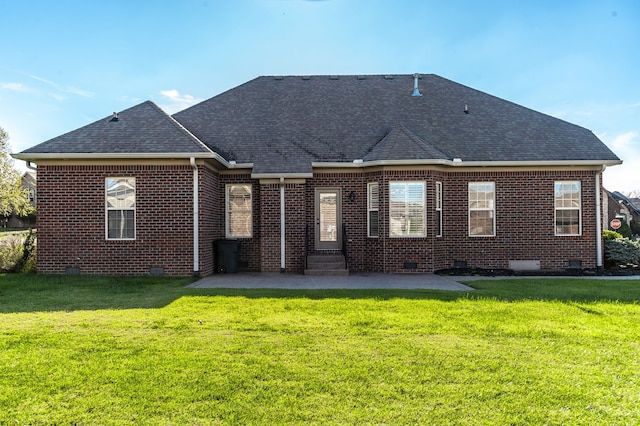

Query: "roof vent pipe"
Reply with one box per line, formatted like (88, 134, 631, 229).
(110, 112, 119, 122)
(411, 73, 422, 97)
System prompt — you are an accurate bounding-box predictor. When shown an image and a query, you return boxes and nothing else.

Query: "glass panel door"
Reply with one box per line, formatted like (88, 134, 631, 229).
(315, 188, 342, 250)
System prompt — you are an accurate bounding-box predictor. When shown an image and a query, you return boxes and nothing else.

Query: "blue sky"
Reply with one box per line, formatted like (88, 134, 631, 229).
(1, 0, 638, 191)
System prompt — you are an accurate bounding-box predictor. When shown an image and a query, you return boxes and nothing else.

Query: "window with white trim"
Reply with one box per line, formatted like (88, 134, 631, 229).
(367, 182, 379, 237)
(469, 182, 495, 237)
(389, 181, 425, 237)
(106, 177, 135, 240)
(554, 181, 581, 235)
(226, 184, 252, 238)
(435, 181, 442, 237)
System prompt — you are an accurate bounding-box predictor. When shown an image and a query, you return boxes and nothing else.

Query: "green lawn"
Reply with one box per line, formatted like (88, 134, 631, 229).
(1, 275, 639, 425)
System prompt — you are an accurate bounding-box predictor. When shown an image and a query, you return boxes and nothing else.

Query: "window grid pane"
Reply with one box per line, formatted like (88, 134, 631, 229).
(389, 182, 425, 237)
(106, 177, 135, 240)
(469, 182, 495, 236)
(226, 184, 252, 238)
(368, 183, 379, 237)
(435, 182, 442, 237)
(554, 181, 581, 235)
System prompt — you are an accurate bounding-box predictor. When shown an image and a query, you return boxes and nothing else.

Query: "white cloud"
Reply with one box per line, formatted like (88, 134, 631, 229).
(0, 82, 34, 92)
(49, 92, 65, 102)
(159, 89, 203, 114)
(23, 72, 94, 99)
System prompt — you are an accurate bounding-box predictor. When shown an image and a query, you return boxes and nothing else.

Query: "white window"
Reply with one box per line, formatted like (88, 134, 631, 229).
(555, 181, 581, 235)
(469, 182, 495, 237)
(367, 182, 379, 237)
(226, 184, 252, 238)
(435, 181, 442, 237)
(106, 177, 135, 240)
(389, 181, 425, 237)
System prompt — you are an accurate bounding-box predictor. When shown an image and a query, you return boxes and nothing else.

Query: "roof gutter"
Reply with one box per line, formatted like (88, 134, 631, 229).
(12, 151, 231, 164)
(251, 172, 314, 179)
(11, 152, 258, 171)
(312, 159, 623, 168)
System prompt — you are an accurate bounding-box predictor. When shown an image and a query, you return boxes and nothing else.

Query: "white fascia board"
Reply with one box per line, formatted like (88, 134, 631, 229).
(12, 152, 235, 167)
(312, 159, 623, 168)
(251, 172, 314, 179)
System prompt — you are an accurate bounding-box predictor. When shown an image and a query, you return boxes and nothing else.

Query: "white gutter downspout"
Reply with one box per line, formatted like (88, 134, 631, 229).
(595, 165, 605, 269)
(190, 158, 200, 277)
(25, 161, 37, 171)
(280, 177, 286, 272)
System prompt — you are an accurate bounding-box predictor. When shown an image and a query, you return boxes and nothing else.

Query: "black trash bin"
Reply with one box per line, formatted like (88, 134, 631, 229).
(214, 239, 241, 273)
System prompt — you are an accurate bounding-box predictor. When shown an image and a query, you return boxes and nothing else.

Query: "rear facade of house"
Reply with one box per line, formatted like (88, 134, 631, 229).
(15, 74, 621, 276)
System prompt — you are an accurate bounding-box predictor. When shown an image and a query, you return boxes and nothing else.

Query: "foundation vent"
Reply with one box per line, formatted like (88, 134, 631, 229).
(509, 260, 541, 271)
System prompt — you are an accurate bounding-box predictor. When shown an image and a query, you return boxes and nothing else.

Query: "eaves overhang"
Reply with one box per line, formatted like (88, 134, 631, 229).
(312, 158, 623, 168)
(10, 151, 255, 170)
(251, 172, 314, 179)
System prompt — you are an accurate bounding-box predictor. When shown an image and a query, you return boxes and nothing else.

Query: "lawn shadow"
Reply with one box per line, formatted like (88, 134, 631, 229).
(1, 275, 639, 314)
(0, 274, 195, 313)
(189, 278, 640, 304)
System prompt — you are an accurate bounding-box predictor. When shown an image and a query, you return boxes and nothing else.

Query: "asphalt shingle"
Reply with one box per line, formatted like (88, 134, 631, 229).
(20, 74, 620, 175)
(173, 74, 620, 172)
(21, 101, 212, 155)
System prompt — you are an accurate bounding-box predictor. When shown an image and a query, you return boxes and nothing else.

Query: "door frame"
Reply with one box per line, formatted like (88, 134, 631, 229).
(315, 187, 342, 250)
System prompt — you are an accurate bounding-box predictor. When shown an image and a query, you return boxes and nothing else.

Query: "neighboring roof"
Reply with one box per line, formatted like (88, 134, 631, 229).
(18, 101, 213, 156)
(17, 74, 621, 175)
(172, 74, 620, 174)
(612, 191, 640, 216)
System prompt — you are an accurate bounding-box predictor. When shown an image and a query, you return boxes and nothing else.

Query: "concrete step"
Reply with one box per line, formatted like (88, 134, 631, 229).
(305, 254, 348, 276)
(306, 255, 346, 270)
(304, 268, 349, 276)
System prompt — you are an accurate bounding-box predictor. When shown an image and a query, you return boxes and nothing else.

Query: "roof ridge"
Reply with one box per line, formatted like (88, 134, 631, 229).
(146, 101, 215, 155)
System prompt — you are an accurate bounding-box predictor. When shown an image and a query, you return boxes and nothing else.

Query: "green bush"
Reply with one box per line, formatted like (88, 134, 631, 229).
(616, 221, 633, 238)
(603, 229, 623, 240)
(0, 230, 36, 273)
(0, 235, 24, 272)
(604, 237, 640, 267)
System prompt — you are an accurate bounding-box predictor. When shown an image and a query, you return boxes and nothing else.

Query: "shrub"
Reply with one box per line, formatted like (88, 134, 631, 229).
(0, 235, 24, 272)
(603, 230, 622, 240)
(616, 221, 633, 238)
(604, 237, 640, 267)
(0, 230, 36, 273)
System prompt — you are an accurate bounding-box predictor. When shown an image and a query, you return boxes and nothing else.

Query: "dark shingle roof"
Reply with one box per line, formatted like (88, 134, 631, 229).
(19, 74, 620, 174)
(172, 74, 619, 174)
(21, 101, 212, 155)
(364, 124, 448, 162)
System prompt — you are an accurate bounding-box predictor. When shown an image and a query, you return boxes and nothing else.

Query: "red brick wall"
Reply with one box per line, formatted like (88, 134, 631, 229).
(256, 182, 307, 273)
(37, 164, 196, 275)
(198, 166, 220, 276)
(310, 168, 601, 273)
(435, 170, 599, 271)
(36, 164, 603, 276)
(285, 183, 308, 272)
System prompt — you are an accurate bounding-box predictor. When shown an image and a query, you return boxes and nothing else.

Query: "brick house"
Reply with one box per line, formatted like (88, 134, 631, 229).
(14, 74, 621, 276)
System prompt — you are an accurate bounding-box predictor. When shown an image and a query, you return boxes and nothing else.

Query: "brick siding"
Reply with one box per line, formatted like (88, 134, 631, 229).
(36, 164, 604, 276)
(37, 164, 195, 275)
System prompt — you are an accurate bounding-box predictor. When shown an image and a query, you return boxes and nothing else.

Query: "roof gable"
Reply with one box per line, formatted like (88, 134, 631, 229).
(21, 101, 212, 155)
(364, 124, 448, 162)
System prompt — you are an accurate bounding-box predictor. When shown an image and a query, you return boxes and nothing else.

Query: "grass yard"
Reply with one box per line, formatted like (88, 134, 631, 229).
(1, 275, 639, 425)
